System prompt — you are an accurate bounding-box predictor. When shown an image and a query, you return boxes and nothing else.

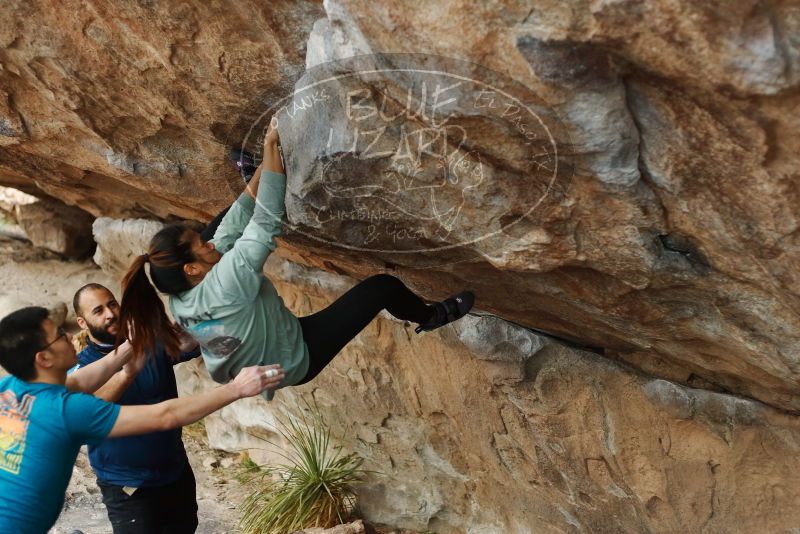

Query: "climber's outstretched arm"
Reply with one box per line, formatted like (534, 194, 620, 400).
(208, 120, 282, 253)
(108, 364, 285, 437)
(244, 162, 263, 200)
(202, 119, 286, 297)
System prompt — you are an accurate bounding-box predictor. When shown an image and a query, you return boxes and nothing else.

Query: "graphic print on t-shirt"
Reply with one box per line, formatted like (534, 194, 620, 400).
(189, 319, 242, 359)
(0, 391, 35, 475)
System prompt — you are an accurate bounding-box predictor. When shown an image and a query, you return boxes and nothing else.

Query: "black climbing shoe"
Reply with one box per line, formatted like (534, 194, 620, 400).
(415, 291, 475, 333)
(228, 147, 259, 183)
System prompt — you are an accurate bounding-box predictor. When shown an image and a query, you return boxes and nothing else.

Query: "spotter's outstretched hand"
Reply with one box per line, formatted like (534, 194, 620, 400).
(232, 364, 285, 398)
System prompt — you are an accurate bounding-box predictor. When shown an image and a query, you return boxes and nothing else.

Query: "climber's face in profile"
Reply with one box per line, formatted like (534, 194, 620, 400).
(183, 230, 222, 283)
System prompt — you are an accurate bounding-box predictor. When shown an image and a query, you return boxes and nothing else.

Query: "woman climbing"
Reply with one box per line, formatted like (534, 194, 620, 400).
(116, 118, 474, 397)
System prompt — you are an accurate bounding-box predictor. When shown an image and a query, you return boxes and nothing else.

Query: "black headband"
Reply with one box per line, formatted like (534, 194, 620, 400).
(148, 261, 192, 295)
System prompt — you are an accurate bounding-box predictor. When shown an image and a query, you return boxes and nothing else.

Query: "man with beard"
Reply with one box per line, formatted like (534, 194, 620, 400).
(72, 283, 202, 533)
(0, 306, 284, 532)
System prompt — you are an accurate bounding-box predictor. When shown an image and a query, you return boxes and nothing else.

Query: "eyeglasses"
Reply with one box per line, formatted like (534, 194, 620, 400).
(39, 327, 68, 351)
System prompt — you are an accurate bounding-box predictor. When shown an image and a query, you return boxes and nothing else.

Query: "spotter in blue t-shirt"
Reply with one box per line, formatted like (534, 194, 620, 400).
(0, 375, 120, 533)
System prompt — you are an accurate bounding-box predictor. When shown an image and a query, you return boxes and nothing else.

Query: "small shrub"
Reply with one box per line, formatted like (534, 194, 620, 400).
(238, 410, 364, 534)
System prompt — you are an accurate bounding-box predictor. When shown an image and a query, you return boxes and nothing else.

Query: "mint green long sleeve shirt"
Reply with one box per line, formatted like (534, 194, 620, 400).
(168, 170, 309, 399)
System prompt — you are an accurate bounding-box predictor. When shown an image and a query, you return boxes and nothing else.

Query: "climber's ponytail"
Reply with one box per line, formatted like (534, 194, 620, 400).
(117, 254, 181, 359)
(116, 223, 197, 359)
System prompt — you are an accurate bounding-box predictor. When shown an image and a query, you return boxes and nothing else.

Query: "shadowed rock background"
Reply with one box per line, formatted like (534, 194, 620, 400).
(2, 1, 800, 533)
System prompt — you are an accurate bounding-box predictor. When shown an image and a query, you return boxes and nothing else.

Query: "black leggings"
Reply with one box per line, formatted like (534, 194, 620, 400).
(297, 274, 434, 384)
(201, 208, 433, 385)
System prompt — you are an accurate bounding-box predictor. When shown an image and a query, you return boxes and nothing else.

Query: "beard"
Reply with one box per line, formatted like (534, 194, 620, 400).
(88, 321, 118, 345)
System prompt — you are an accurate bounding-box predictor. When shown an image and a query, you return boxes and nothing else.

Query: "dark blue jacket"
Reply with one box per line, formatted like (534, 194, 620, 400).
(75, 339, 200, 488)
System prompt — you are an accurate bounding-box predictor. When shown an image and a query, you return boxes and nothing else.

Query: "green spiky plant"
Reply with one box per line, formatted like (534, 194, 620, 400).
(238, 409, 365, 534)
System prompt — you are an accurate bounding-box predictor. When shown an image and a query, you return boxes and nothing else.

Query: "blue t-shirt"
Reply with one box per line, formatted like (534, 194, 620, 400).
(75, 340, 199, 488)
(0, 375, 120, 533)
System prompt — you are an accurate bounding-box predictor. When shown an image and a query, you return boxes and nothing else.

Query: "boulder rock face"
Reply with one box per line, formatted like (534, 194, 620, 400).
(94, 219, 800, 533)
(14, 197, 95, 258)
(274, 0, 800, 415)
(92, 217, 164, 275)
(3, 0, 796, 412)
(5, 0, 800, 532)
(0, 295, 67, 327)
(170, 251, 800, 534)
(0, 0, 324, 218)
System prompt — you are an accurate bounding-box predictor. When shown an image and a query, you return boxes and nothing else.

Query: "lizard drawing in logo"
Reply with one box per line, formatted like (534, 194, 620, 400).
(0, 391, 35, 475)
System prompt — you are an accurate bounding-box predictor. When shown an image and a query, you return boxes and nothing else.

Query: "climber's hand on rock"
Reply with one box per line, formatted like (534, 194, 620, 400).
(261, 115, 284, 174)
(264, 115, 279, 147)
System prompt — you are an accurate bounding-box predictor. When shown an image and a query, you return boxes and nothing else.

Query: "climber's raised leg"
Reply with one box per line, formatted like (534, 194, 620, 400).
(296, 273, 474, 384)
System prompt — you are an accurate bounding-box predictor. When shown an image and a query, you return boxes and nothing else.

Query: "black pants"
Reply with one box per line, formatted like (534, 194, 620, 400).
(297, 274, 434, 384)
(97, 463, 198, 534)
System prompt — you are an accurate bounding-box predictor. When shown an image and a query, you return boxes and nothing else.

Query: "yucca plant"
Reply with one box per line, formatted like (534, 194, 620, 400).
(238, 409, 365, 534)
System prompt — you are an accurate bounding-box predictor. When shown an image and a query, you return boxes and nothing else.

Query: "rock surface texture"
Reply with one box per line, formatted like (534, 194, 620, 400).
(92, 220, 800, 534)
(4, 1, 800, 533)
(0, 0, 324, 218)
(14, 197, 95, 257)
